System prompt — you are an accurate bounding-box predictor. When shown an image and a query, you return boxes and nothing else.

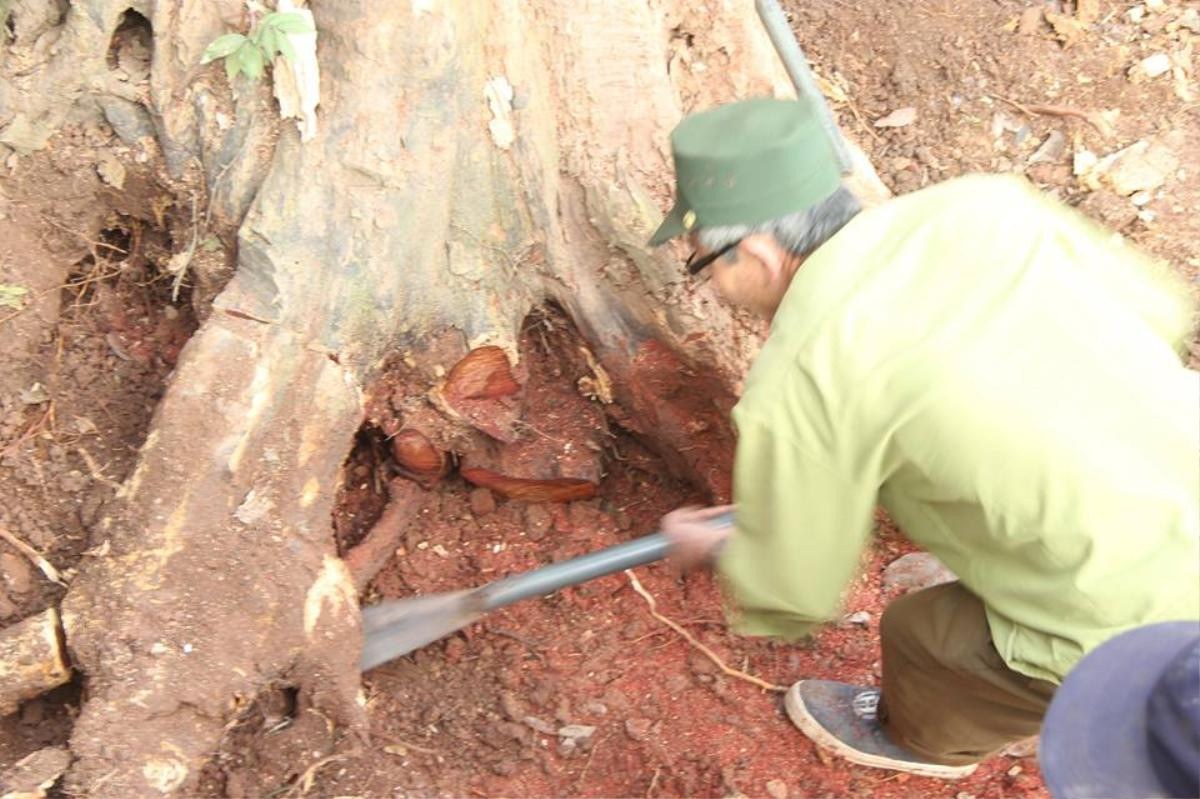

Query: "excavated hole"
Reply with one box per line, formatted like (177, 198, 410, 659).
(332, 303, 709, 569)
(201, 304, 718, 796)
(61, 215, 191, 317)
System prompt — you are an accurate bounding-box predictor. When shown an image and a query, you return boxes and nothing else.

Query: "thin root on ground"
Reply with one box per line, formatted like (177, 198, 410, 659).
(624, 570, 786, 693)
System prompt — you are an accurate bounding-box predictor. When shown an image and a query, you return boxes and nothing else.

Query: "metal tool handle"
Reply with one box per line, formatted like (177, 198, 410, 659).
(755, 0, 853, 175)
(477, 511, 734, 611)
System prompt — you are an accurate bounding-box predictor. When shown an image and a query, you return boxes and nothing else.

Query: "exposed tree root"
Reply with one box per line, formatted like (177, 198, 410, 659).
(624, 570, 786, 693)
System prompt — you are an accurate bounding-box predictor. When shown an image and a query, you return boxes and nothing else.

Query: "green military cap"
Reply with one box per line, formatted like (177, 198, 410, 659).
(649, 97, 841, 246)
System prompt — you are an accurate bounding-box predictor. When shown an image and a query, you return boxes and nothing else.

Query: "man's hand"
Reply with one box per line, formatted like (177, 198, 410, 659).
(660, 504, 736, 569)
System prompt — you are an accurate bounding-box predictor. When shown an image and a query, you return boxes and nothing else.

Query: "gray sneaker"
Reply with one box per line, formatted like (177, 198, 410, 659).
(784, 680, 978, 779)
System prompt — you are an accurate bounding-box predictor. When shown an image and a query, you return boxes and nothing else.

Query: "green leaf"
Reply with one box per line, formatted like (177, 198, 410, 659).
(225, 47, 242, 80)
(0, 284, 30, 310)
(241, 44, 265, 80)
(265, 11, 314, 35)
(277, 33, 296, 63)
(201, 32, 247, 64)
(258, 25, 280, 59)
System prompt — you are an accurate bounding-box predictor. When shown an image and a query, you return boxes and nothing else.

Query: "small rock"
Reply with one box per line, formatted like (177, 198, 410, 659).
(19, 383, 49, 405)
(874, 107, 917, 128)
(584, 701, 608, 716)
(1126, 6, 1146, 23)
(1132, 53, 1172, 80)
(443, 636, 466, 661)
(1073, 149, 1099, 176)
(1008, 764, 1023, 777)
(1178, 8, 1200, 33)
(469, 487, 496, 516)
(766, 779, 789, 799)
(97, 96, 155, 145)
(522, 715, 556, 735)
(1130, 190, 1154, 207)
(624, 717, 653, 741)
(1, 552, 34, 595)
(1028, 130, 1067, 165)
(557, 724, 596, 741)
(1144, 0, 1163, 10)
(841, 610, 871, 627)
(525, 504, 552, 541)
(96, 153, 126, 190)
(882, 552, 956, 595)
(1077, 189, 1139, 229)
(1103, 140, 1179, 195)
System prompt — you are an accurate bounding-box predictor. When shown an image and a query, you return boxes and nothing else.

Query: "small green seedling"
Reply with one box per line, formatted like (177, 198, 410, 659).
(201, 11, 313, 82)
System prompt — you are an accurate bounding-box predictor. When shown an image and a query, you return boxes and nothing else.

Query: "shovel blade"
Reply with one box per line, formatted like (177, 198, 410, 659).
(360, 590, 483, 670)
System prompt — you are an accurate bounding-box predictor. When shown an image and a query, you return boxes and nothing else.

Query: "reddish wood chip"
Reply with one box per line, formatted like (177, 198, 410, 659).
(443, 346, 521, 400)
(460, 468, 596, 502)
(391, 429, 446, 484)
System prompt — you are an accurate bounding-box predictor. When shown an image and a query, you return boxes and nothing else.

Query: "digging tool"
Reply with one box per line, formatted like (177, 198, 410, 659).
(360, 512, 733, 670)
(755, 0, 853, 175)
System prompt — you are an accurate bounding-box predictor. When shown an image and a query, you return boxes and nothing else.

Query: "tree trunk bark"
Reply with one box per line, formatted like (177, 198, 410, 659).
(2, 0, 885, 793)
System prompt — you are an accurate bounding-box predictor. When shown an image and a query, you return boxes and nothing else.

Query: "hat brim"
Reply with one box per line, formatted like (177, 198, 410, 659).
(1039, 621, 1199, 799)
(648, 203, 687, 247)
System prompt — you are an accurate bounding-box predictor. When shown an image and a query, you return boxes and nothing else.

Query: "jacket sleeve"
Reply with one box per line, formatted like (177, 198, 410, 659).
(715, 410, 876, 639)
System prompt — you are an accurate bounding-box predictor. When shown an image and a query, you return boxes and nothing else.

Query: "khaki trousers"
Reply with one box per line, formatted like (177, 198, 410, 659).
(878, 582, 1057, 766)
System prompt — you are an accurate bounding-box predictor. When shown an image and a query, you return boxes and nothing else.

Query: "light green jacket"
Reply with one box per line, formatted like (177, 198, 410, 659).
(717, 174, 1199, 683)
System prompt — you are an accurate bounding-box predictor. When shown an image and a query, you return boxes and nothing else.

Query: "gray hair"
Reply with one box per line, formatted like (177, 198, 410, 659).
(696, 185, 862, 259)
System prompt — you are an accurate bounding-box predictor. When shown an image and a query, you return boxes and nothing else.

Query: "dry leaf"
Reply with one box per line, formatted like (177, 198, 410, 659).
(873, 107, 916, 128)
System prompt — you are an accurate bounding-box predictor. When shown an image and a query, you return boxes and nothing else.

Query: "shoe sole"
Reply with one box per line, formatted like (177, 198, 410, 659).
(784, 682, 978, 780)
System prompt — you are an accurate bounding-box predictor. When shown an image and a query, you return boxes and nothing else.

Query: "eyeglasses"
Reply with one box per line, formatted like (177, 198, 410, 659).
(685, 240, 740, 275)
